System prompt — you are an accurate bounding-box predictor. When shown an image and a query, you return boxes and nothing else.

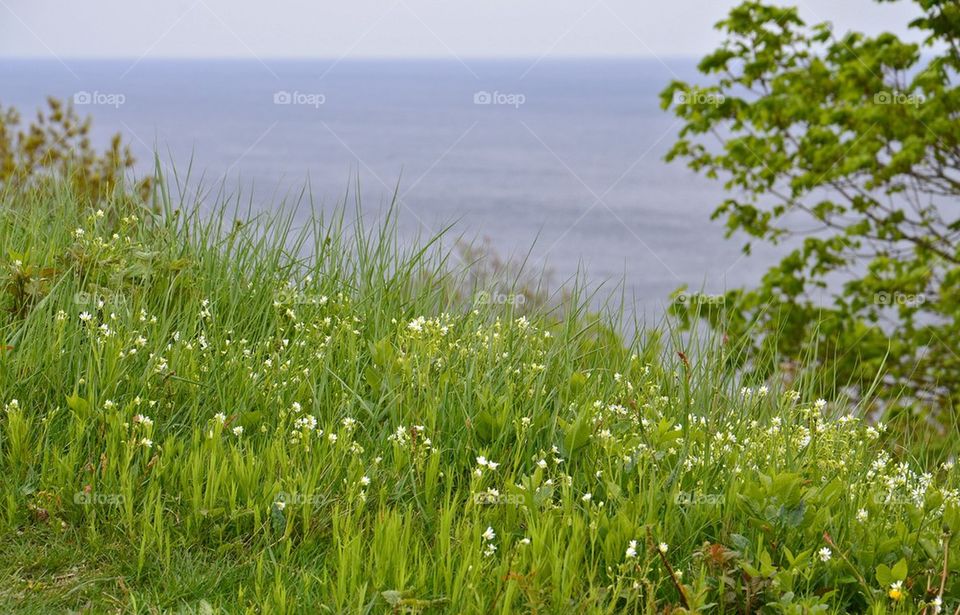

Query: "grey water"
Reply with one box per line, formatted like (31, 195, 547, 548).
(1, 58, 782, 319)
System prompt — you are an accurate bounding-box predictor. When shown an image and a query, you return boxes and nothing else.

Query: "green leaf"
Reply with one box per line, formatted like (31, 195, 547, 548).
(66, 392, 90, 416)
(875, 564, 892, 586)
(474, 410, 498, 444)
(563, 414, 592, 454)
(890, 558, 908, 582)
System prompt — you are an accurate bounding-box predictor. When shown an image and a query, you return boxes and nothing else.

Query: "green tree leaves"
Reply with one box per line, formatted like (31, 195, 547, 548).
(663, 0, 960, 439)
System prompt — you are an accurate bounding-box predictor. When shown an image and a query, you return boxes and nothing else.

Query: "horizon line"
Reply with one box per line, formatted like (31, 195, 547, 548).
(0, 54, 704, 62)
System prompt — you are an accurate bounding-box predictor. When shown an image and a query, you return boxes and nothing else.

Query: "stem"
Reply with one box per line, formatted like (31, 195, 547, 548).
(822, 532, 873, 598)
(936, 531, 951, 610)
(647, 527, 689, 610)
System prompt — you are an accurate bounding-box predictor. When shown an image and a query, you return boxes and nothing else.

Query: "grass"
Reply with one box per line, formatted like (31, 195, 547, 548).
(0, 174, 958, 614)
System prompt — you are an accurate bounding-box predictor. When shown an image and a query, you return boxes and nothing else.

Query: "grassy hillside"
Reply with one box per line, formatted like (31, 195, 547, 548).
(1, 177, 958, 614)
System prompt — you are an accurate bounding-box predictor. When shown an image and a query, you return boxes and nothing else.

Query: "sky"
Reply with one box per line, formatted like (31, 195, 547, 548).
(0, 0, 926, 59)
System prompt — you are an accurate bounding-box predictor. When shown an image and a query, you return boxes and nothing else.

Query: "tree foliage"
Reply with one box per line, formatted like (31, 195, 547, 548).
(0, 97, 149, 202)
(662, 0, 960, 432)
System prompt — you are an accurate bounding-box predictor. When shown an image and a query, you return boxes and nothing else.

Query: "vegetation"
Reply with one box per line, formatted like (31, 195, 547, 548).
(1, 97, 149, 202)
(1, 100, 959, 613)
(662, 0, 960, 441)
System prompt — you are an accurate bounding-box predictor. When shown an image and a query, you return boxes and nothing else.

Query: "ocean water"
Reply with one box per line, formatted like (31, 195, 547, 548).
(1, 58, 780, 319)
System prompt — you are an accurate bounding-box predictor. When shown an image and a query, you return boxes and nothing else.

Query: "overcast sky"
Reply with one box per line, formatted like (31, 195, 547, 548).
(1, 0, 925, 59)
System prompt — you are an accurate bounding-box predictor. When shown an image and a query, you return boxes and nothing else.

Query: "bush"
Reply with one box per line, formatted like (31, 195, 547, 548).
(0, 97, 150, 203)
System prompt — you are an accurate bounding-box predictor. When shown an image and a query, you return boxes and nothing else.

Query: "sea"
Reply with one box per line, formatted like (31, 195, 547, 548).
(1, 58, 782, 320)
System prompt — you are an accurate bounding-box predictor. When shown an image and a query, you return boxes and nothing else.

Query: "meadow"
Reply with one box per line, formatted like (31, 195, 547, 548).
(1, 175, 958, 614)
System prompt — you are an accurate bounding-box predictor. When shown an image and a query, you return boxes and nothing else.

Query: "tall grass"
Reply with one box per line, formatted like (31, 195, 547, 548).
(0, 174, 957, 614)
